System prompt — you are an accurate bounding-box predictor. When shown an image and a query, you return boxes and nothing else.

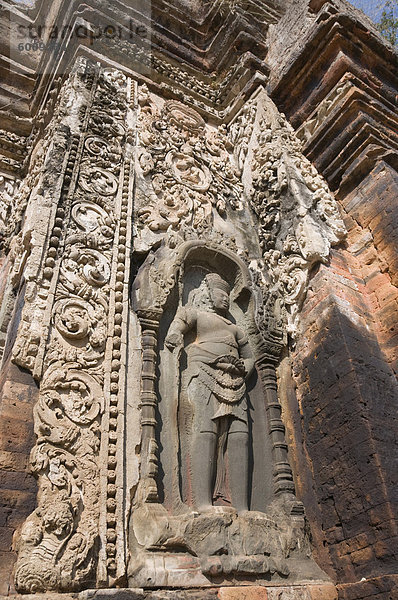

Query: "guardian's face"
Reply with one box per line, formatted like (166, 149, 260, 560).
(211, 287, 229, 313)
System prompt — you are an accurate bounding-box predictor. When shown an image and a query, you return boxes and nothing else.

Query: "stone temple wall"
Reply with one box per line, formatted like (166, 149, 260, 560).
(269, 3, 398, 597)
(0, 1, 396, 599)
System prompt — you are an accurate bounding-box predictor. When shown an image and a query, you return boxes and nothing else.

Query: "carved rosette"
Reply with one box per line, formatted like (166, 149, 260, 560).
(14, 61, 132, 593)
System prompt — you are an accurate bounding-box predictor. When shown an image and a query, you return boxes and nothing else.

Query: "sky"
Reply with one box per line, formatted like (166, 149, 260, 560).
(10, 0, 36, 6)
(348, 0, 396, 21)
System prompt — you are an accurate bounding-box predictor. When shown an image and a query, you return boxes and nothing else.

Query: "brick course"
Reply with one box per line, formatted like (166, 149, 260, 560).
(0, 359, 38, 596)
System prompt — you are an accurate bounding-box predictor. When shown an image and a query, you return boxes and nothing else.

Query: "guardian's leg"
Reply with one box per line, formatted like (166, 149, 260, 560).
(189, 381, 217, 512)
(191, 430, 217, 511)
(228, 418, 249, 512)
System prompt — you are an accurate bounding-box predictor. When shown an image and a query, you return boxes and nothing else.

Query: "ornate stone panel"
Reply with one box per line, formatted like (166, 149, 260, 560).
(231, 88, 346, 338)
(134, 87, 243, 254)
(125, 86, 345, 588)
(12, 74, 344, 593)
(128, 237, 320, 587)
(0, 2, 394, 597)
(13, 59, 134, 593)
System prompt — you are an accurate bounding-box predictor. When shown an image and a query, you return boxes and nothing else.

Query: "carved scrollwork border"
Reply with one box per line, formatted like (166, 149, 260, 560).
(13, 60, 133, 593)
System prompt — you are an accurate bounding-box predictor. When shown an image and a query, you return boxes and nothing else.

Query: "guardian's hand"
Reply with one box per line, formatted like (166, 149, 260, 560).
(165, 332, 183, 351)
(216, 356, 246, 376)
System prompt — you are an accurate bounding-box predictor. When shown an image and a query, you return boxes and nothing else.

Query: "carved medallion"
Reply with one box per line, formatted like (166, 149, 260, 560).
(163, 99, 206, 133)
(78, 164, 119, 196)
(71, 201, 110, 232)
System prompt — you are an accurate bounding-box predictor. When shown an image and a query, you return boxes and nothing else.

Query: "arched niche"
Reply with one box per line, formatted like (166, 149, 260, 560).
(127, 238, 320, 588)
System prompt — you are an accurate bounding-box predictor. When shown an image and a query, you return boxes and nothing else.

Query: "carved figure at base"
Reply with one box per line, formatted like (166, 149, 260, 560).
(165, 273, 254, 512)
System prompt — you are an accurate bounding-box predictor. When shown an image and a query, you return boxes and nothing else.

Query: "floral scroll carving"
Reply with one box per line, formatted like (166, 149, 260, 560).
(135, 88, 242, 247)
(14, 61, 130, 593)
(16, 366, 102, 591)
(238, 89, 346, 338)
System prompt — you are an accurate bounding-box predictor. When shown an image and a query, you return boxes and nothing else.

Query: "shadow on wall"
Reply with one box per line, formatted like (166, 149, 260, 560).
(297, 304, 398, 583)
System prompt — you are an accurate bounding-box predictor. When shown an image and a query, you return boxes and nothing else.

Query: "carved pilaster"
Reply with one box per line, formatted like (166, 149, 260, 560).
(259, 360, 295, 497)
(13, 59, 133, 593)
(250, 327, 296, 500)
(135, 309, 163, 504)
(101, 146, 136, 585)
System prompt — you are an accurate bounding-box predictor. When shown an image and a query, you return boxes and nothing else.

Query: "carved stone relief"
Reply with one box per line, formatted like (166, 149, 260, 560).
(104, 35, 267, 120)
(0, 174, 19, 250)
(232, 88, 346, 337)
(11, 72, 344, 593)
(164, 271, 254, 513)
(127, 237, 325, 587)
(134, 90, 242, 253)
(0, 92, 69, 257)
(124, 85, 345, 588)
(296, 78, 354, 144)
(13, 59, 132, 593)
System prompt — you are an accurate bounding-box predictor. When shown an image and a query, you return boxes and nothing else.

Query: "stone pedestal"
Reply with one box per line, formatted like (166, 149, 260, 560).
(6, 584, 338, 600)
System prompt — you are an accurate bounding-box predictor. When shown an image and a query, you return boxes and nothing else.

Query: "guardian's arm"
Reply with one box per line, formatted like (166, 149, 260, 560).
(238, 331, 255, 378)
(165, 307, 196, 351)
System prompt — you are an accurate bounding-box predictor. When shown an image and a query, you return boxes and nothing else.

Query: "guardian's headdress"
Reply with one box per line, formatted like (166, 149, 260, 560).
(204, 273, 230, 294)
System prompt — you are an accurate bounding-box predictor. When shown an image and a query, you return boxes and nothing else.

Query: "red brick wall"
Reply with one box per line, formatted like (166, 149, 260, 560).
(0, 357, 38, 595)
(340, 161, 398, 375)
(283, 158, 398, 598)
